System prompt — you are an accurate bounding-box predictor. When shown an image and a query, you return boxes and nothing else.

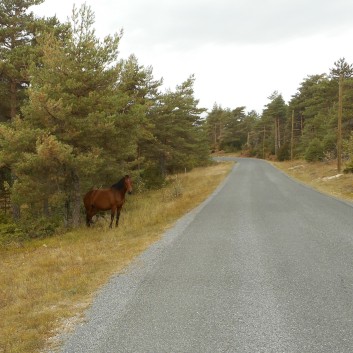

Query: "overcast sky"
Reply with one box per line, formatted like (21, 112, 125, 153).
(33, 0, 353, 114)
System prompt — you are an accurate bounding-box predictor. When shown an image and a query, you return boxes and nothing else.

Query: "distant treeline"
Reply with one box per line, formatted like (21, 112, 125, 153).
(204, 58, 353, 169)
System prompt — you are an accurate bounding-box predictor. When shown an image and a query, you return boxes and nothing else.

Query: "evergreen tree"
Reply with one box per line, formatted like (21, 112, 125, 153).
(262, 92, 287, 157)
(220, 107, 243, 152)
(330, 58, 353, 169)
(330, 57, 353, 79)
(205, 104, 233, 152)
(287, 59, 353, 160)
(117, 54, 162, 173)
(0, 0, 68, 218)
(329, 58, 353, 135)
(0, 0, 65, 121)
(142, 75, 208, 185)
(0, 4, 138, 227)
(205, 106, 259, 154)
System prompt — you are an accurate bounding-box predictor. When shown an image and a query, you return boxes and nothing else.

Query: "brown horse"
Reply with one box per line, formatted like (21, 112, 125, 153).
(83, 175, 133, 228)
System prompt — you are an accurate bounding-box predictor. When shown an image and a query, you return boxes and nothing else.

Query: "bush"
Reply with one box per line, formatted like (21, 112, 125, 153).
(0, 213, 27, 245)
(140, 164, 166, 189)
(277, 143, 290, 161)
(162, 177, 183, 201)
(20, 215, 61, 239)
(0, 212, 62, 246)
(344, 159, 353, 173)
(305, 138, 324, 162)
(323, 134, 336, 154)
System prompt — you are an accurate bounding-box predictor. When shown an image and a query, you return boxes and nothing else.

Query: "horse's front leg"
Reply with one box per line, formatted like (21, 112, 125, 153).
(115, 208, 121, 227)
(110, 207, 116, 228)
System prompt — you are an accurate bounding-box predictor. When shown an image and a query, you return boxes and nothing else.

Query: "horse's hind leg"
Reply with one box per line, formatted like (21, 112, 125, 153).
(86, 213, 91, 227)
(86, 207, 96, 227)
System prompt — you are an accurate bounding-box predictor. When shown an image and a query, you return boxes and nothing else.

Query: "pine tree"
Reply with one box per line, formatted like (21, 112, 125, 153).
(221, 107, 247, 152)
(142, 75, 208, 185)
(262, 92, 287, 157)
(205, 104, 228, 152)
(288, 67, 351, 160)
(0, 4, 139, 227)
(0, 0, 65, 121)
(0, 0, 68, 218)
(117, 54, 162, 174)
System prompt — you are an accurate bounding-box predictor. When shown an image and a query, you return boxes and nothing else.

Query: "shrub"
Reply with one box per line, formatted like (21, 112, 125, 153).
(140, 164, 165, 189)
(21, 216, 59, 239)
(323, 134, 336, 155)
(277, 143, 290, 161)
(163, 177, 183, 201)
(0, 213, 27, 245)
(305, 138, 324, 162)
(0, 212, 62, 246)
(344, 164, 353, 173)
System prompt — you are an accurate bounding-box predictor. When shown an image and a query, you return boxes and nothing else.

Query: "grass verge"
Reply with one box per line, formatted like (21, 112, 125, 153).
(0, 161, 233, 353)
(272, 159, 353, 201)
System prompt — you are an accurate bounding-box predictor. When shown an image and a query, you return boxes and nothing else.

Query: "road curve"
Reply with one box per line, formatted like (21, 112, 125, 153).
(60, 158, 353, 353)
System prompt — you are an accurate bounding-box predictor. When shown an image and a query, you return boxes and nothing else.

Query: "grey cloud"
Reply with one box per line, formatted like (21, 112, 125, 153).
(117, 0, 353, 49)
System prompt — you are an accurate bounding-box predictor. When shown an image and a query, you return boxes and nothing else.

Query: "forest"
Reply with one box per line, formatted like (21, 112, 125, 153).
(1, 0, 353, 241)
(206, 58, 353, 169)
(0, 0, 210, 239)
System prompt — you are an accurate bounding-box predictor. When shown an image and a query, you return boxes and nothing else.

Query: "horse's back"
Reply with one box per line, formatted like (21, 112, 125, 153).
(84, 188, 118, 211)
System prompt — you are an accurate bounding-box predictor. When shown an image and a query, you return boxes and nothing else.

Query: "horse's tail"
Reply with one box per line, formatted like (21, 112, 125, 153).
(84, 191, 98, 212)
(84, 190, 96, 227)
(83, 190, 92, 209)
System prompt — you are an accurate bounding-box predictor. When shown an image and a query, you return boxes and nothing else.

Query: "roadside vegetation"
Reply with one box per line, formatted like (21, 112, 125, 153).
(0, 161, 233, 353)
(0, 1, 210, 240)
(273, 159, 353, 202)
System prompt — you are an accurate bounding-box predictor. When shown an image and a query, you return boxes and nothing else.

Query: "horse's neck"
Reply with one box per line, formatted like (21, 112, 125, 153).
(112, 186, 127, 197)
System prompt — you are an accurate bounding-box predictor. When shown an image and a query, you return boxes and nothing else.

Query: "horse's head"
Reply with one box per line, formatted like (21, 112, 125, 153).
(124, 175, 133, 195)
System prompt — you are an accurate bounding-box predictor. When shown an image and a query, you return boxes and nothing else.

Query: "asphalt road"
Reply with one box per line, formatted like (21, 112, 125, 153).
(60, 158, 353, 353)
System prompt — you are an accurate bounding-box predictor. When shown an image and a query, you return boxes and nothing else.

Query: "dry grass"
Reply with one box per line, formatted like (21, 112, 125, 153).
(272, 159, 353, 201)
(0, 161, 233, 353)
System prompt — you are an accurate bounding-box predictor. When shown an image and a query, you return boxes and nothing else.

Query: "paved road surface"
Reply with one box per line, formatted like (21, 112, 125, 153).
(60, 158, 353, 353)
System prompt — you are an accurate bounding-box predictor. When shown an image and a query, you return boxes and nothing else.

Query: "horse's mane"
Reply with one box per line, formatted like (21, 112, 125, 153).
(111, 176, 128, 190)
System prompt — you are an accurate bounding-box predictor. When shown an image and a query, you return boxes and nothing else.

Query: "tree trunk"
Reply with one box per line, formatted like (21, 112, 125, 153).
(67, 172, 81, 228)
(274, 119, 278, 157)
(10, 174, 21, 220)
(291, 110, 294, 160)
(277, 117, 281, 149)
(337, 74, 343, 173)
(43, 198, 50, 217)
(10, 80, 17, 121)
(160, 153, 167, 179)
(213, 124, 217, 152)
(11, 203, 21, 220)
(9, 79, 21, 219)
